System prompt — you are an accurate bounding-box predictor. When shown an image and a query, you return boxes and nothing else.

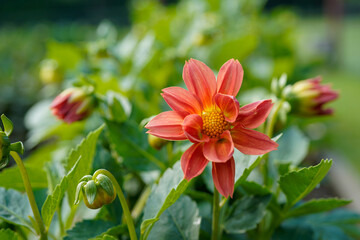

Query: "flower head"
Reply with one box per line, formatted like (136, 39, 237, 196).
(51, 87, 94, 124)
(286, 77, 338, 116)
(145, 59, 278, 198)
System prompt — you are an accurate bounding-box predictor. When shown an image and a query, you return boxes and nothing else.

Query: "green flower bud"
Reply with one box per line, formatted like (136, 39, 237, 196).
(148, 134, 168, 150)
(75, 173, 116, 209)
(39, 59, 63, 84)
(0, 132, 10, 169)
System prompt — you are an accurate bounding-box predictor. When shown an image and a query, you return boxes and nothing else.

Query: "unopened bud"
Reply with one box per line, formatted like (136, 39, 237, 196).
(39, 59, 63, 84)
(51, 87, 95, 124)
(285, 77, 339, 116)
(75, 173, 116, 209)
(148, 134, 168, 150)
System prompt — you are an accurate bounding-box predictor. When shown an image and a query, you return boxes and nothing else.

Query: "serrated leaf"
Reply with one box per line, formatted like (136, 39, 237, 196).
(224, 195, 272, 234)
(147, 196, 201, 240)
(41, 158, 80, 229)
(65, 125, 104, 207)
(0, 228, 20, 240)
(0, 165, 47, 191)
(1, 114, 13, 136)
(64, 220, 115, 240)
(269, 126, 309, 166)
(287, 198, 352, 218)
(0, 187, 33, 230)
(141, 161, 189, 239)
(279, 159, 332, 208)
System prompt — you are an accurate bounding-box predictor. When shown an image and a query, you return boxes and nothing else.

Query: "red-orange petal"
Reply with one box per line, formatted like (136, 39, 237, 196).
(212, 157, 235, 198)
(182, 114, 209, 143)
(217, 59, 243, 96)
(231, 126, 278, 155)
(162, 87, 203, 115)
(236, 100, 273, 129)
(214, 93, 239, 123)
(183, 59, 216, 110)
(181, 143, 209, 181)
(145, 111, 187, 140)
(203, 130, 234, 163)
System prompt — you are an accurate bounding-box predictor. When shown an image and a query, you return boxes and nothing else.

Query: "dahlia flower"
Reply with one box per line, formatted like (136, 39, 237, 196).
(146, 59, 278, 197)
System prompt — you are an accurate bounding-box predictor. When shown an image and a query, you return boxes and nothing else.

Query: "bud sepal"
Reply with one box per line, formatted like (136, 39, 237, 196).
(74, 172, 116, 209)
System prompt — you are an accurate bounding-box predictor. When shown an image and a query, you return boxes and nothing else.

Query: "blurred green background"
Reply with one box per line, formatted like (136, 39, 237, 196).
(0, 0, 359, 195)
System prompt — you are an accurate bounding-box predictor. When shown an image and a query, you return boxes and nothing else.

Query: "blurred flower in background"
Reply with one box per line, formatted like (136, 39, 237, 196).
(51, 87, 95, 124)
(285, 77, 339, 116)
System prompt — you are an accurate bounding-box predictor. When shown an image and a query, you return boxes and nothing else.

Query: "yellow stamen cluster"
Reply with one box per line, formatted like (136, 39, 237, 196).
(202, 110, 230, 139)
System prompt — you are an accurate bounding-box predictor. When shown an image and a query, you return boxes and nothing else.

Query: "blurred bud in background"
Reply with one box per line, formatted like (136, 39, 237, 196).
(284, 77, 339, 116)
(39, 59, 63, 84)
(51, 87, 95, 124)
(75, 173, 116, 209)
(148, 134, 168, 150)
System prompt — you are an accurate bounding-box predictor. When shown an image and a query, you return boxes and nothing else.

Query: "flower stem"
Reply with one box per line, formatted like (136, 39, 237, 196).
(265, 99, 284, 138)
(212, 188, 220, 240)
(10, 151, 47, 240)
(57, 207, 65, 237)
(93, 169, 138, 240)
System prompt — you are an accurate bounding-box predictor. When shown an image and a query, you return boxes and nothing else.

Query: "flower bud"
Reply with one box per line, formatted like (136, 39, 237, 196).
(75, 173, 116, 209)
(285, 77, 339, 116)
(0, 132, 10, 169)
(148, 134, 169, 150)
(39, 59, 63, 84)
(51, 87, 95, 124)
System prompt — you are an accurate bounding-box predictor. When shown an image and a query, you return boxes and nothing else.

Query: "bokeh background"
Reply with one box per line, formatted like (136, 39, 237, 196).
(0, 0, 359, 206)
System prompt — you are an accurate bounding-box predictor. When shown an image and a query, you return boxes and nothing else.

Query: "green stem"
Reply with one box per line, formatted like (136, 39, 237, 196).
(57, 207, 65, 237)
(212, 188, 220, 240)
(65, 205, 77, 230)
(93, 170, 138, 240)
(265, 100, 284, 138)
(262, 99, 285, 186)
(10, 151, 48, 240)
(131, 186, 151, 220)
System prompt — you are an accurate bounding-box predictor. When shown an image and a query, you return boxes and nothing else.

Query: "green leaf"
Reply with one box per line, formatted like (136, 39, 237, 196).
(269, 126, 309, 166)
(0, 228, 20, 240)
(276, 209, 360, 240)
(64, 220, 115, 240)
(279, 159, 332, 208)
(286, 198, 351, 218)
(141, 161, 189, 239)
(240, 181, 271, 196)
(46, 41, 82, 70)
(100, 91, 131, 123)
(1, 114, 13, 136)
(106, 120, 165, 171)
(224, 195, 272, 234)
(147, 196, 201, 240)
(41, 159, 80, 229)
(65, 125, 104, 207)
(0, 165, 47, 191)
(0, 187, 33, 230)
(234, 150, 262, 188)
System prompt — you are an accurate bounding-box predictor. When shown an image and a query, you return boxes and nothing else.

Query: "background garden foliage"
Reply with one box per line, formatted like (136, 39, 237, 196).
(0, 0, 359, 239)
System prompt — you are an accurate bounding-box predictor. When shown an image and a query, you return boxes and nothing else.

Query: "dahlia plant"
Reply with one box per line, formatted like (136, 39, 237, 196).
(0, 58, 356, 240)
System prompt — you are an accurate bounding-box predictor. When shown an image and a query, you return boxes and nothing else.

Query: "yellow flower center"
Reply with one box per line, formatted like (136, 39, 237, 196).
(202, 110, 230, 138)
